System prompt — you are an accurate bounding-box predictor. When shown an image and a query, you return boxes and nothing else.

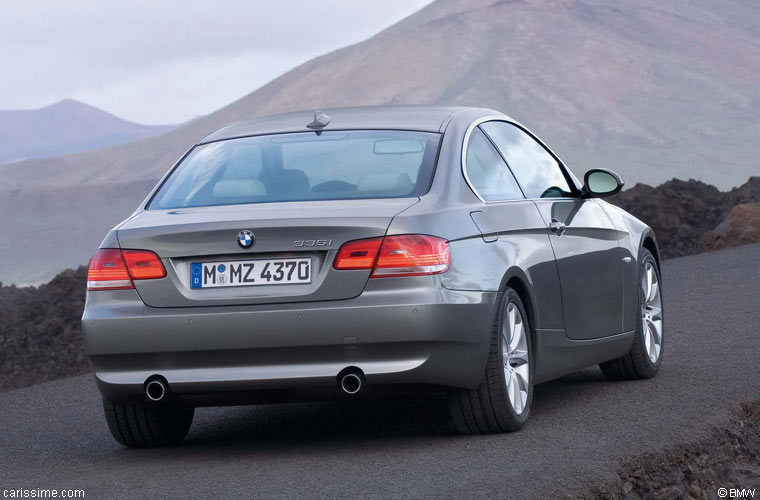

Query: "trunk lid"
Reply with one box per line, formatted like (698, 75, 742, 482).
(117, 198, 418, 307)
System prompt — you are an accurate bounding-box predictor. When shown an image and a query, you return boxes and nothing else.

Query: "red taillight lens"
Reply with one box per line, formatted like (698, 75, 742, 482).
(87, 249, 132, 290)
(333, 237, 383, 270)
(122, 250, 167, 280)
(333, 235, 450, 278)
(373, 235, 449, 278)
(87, 249, 166, 290)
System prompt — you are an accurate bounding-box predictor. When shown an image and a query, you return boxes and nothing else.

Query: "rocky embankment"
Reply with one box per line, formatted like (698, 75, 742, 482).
(0, 267, 88, 391)
(609, 177, 760, 258)
(703, 203, 760, 252)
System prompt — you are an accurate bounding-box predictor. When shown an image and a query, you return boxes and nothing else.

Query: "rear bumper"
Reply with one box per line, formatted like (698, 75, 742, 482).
(82, 278, 498, 404)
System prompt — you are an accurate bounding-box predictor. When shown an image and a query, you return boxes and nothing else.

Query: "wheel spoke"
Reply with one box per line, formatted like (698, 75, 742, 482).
(640, 274, 648, 303)
(647, 306, 663, 321)
(514, 367, 529, 411)
(647, 265, 655, 302)
(515, 364, 529, 391)
(509, 349, 529, 367)
(642, 266, 649, 300)
(501, 332, 510, 360)
(652, 320, 663, 343)
(644, 322, 652, 353)
(510, 320, 523, 351)
(647, 281, 658, 304)
(650, 318, 663, 345)
(646, 322, 660, 362)
(510, 373, 522, 414)
(507, 305, 516, 341)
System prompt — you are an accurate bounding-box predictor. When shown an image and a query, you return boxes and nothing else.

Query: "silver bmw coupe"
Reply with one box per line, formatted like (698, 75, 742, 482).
(82, 106, 664, 447)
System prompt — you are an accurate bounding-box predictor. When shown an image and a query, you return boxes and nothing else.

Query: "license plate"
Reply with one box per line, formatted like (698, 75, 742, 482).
(190, 258, 311, 289)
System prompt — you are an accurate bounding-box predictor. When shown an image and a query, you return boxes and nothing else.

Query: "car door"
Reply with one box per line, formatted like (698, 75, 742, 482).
(480, 120, 626, 340)
(458, 126, 566, 331)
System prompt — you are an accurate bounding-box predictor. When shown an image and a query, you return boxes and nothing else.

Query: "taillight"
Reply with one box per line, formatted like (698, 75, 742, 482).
(87, 249, 131, 290)
(333, 238, 383, 270)
(373, 235, 450, 277)
(333, 235, 449, 278)
(87, 249, 166, 290)
(122, 250, 167, 280)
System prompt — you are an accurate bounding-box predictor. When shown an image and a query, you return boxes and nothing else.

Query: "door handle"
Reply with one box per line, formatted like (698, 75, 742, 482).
(550, 219, 567, 236)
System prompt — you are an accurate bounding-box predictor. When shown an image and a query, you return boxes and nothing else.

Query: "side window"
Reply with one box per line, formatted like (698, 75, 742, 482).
(480, 121, 573, 199)
(464, 128, 524, 202)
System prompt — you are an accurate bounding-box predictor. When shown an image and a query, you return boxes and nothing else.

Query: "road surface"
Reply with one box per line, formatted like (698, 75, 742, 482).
(2, 244, 759, 499)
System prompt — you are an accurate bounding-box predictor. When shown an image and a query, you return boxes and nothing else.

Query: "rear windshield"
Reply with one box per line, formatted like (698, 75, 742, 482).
(148, 130, 441, 209)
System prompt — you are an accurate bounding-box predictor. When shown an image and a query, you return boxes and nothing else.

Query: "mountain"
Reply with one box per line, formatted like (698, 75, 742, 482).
(2, 0, 760, 284)
(0, 99, 175, 164)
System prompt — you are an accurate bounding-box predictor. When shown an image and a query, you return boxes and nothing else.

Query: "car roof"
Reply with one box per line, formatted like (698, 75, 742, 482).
(198, 105, 498, 144)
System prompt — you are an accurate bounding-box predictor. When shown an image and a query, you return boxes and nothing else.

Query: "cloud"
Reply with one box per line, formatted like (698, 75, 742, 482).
(0, 0, 431, 124)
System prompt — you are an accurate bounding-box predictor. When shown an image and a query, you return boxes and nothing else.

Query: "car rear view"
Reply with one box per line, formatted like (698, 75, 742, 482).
(82, 109, 498, 447)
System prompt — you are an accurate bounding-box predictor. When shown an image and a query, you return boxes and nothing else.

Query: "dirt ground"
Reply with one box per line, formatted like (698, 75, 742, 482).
(582, 401, 760, 500)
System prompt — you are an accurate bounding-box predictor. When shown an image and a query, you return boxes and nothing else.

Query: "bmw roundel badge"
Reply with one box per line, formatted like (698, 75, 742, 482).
(237, 230, 254, 249)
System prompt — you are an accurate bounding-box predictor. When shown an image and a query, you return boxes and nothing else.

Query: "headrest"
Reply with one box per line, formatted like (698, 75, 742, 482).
(258, 168, 310, 194)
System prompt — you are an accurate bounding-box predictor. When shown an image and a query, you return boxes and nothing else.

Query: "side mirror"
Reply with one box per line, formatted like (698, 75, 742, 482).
(582, 169, 624, 198)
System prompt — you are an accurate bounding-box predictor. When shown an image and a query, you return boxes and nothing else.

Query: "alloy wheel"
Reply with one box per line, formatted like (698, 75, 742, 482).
(641, 261, 663, 363)
(501, 302, 530, 414)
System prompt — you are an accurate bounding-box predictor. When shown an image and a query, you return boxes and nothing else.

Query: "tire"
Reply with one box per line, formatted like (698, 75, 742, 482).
(447, 287, 534, 434)
(600, 248, 664, 380)
(103, 399, 194, 448)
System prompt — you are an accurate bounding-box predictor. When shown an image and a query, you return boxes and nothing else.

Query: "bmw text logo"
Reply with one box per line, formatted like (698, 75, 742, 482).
(237, 230, 254, 249)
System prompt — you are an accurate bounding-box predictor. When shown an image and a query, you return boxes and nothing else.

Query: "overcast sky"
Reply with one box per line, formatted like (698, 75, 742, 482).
(0, 1, 431, 124)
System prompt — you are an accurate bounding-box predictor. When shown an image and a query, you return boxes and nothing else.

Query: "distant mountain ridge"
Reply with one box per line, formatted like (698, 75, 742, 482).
(0, 99, 175, 164)
(1, 0, 759, 284)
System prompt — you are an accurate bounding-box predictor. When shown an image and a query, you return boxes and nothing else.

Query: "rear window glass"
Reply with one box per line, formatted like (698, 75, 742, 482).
(148, 130, 441, 209)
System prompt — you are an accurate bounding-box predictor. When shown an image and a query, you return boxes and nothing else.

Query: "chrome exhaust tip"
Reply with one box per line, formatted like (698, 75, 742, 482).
(340, 373, 363, 395)
(145, 379, 166, 402)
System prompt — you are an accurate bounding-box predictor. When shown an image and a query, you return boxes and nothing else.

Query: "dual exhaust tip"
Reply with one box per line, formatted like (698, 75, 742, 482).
(340, 372, 363, 395)
(145, 369, 365, 400)
(145, 377, 167, 402)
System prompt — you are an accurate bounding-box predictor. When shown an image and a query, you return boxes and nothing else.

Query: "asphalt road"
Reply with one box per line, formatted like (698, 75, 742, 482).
(2, 244, 759, 499)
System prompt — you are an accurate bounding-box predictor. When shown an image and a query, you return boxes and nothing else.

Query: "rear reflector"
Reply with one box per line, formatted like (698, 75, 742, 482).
(333, 235, 449, 278)
(87, 249, 166, 290)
